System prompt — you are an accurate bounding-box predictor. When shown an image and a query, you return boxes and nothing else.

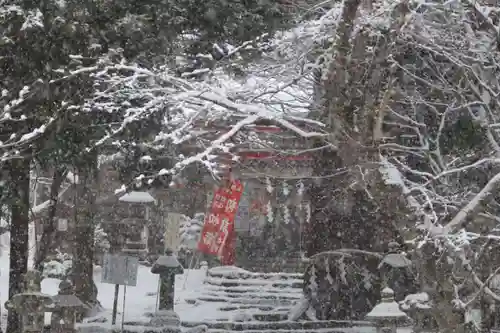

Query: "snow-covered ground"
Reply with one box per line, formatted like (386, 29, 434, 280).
(0, 235, 209, 329)
(0, 235, 418, 333)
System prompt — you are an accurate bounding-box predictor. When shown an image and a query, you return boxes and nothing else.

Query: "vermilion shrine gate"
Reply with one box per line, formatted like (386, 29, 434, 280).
(186, 113, 324, 271)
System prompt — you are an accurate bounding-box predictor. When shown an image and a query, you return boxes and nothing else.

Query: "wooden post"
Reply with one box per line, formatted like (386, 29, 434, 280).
(111, 284, 119, 325)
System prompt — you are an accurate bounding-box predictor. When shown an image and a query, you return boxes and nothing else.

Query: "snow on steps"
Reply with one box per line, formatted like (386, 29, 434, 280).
(206, 266, 303, 284)
(74, 321, 379, 333)
(181, 321, 413, 333)
(180, 267, 385, 333)
(76, 328, 177, 333)
(181, 320, 374, 330)
(183, 266, 303, 324)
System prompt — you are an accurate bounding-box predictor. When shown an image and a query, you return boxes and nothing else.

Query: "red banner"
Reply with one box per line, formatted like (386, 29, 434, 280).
(220, 229, 236, 265)
(198, 180, 243, 264)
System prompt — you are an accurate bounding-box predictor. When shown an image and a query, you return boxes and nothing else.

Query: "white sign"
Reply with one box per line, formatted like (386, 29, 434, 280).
(101, 254, 139, 286)
(57, 218, 68, 232)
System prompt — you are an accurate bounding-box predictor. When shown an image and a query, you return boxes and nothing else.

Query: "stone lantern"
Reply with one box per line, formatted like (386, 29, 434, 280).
(149, 249, 184, 333)
(5, 270, 53, 333)
(50, 280, 89, 333)
(378, 242, 414, 301)
(365, 287, 410, 333)
(151, 249, 184, 311)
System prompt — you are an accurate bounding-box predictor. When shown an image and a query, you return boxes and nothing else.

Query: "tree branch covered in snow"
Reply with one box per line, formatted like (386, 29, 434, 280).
(285, 0, 500, 328)
(84, 43, 328, 193)
(338, 0, 500, 328)
(370, 0, 500, 237)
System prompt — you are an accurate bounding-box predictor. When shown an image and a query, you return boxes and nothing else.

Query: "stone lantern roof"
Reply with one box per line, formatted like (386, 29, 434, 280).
(119, 191, 157, 204)
(378, 253, 412, 269)
(366, 288, 410, 324)
(52, 280, 88, 309)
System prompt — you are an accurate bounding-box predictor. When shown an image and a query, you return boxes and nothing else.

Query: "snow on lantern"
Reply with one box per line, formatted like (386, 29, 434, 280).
(50, 280, 89, 333)
(5, 271, 54, 333)
(365, 287, 411, 333)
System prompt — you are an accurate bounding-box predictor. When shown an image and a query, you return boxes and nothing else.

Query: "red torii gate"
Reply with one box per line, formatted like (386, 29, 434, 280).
(187, 114, 321, 269)
(190, 115, 320, 173)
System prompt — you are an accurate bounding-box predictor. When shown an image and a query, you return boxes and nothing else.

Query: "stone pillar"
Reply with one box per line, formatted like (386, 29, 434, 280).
(149, 251, 184, 333)
(151, 250, 184, 311)
(160, 272, 175, 310)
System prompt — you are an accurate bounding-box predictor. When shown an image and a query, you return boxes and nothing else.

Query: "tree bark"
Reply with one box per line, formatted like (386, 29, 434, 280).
(480, 294, 493, 333)
(306, 0, 410, 260)
(306, 0, 363, 257)
(304, 0, 413, 320)
(34, 167, 67, 271)
(71, 155, 98, 320)
(6, 159, 31, 333)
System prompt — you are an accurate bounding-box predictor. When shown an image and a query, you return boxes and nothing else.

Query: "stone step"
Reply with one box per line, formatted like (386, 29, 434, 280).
(230, 310, 290, 323)
(203, 285, 303, 295)
(251, 312, 288, 322)
(78, 328, 181, 333)
(204, 277, 303, 289)
(207, 271, 303, 281)
(181, 320, 373, 330)
(206, 329, 371, 333)
(200, 291, 302, 300)
(208, 272, 304, 281)
(184, 295, 298, 306)
(218, 305, 283, 312)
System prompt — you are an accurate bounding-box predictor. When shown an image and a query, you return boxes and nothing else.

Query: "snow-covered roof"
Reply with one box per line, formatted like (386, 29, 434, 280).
(154, 255, 182, 268)
(66, 171, 79, 184)
(379, 155, 408, 193)
(379, 253, 412, 269)
(118, 191, 156, 204)
(400, 292, 432, 311)
(366, 300, 408, 319)
(366, 288, 408, 320)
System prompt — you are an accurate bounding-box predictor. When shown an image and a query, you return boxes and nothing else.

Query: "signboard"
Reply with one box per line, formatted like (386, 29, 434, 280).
(101, 254, 139, 286)
(57, 218, 68, 232)
(198, 180, 244, 263)
(164, 213, 184, 252)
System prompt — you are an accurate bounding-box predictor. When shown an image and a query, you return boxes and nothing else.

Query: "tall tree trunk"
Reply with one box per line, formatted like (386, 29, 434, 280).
(6, 159, 31, 333)
(480, 294, 492, 333)
(304, 0, 411, 321)
(71, 154, 98, 320)
(34, 167, 67, 271)
(306, 0, 365, 257)
(306, 0, 410, 259)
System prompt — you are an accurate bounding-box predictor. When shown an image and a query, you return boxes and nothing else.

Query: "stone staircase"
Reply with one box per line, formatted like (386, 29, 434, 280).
(183, 266, 303, 323)
(181, 266, 375, 333)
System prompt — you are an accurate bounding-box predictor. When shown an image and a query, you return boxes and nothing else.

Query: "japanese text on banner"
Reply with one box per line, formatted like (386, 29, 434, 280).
(198, 180, 243, 256)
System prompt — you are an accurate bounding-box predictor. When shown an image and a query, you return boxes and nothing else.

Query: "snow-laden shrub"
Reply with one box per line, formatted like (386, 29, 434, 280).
(42, 251, 72, 279)
(178, 213, 204, 251)
(94, 224, 110, 253)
